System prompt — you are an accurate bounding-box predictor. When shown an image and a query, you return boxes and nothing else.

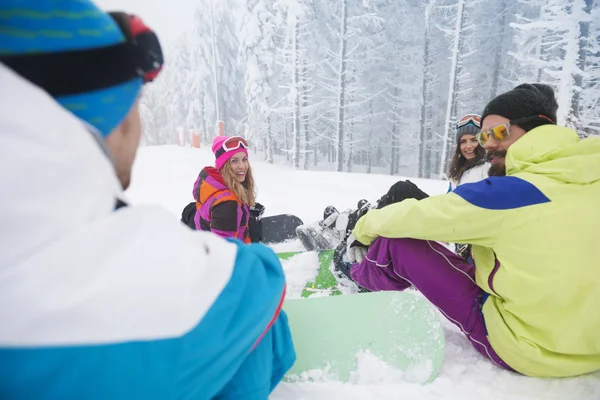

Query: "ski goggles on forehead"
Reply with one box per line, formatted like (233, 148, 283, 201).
(215, 136, 249, 158)
(223, 136, 249, 151)
(457, 114, 481, 129)
(476, 115, 553, 146)
(0, 12, 164, 97)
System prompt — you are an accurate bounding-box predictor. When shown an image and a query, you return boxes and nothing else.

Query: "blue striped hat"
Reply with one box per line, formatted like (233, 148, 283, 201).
(0, 0, 145, 137)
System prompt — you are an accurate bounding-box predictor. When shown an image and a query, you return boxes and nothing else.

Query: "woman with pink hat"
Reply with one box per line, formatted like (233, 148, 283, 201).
(185, 136, 257, 243)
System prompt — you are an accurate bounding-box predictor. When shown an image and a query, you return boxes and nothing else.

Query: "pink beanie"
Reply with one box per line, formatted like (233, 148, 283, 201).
(212, 136, 249, 170)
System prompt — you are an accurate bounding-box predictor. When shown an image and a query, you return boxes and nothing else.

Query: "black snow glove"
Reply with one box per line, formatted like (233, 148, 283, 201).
(250, 202, 265, 219)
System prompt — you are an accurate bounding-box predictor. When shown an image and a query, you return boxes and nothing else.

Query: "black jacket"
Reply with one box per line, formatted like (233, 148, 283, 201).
(181, 201, 265, 244)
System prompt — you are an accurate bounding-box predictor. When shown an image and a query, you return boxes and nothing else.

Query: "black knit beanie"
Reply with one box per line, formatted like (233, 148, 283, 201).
(481, 83, 558, 131)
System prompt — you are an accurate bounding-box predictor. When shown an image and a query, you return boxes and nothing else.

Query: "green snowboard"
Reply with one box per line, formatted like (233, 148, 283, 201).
(282, 290, 445, 384)
(277, 249, 340, 297)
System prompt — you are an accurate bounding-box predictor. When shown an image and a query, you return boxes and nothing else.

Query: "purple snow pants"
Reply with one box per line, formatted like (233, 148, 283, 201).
(350, 237, 513, 371)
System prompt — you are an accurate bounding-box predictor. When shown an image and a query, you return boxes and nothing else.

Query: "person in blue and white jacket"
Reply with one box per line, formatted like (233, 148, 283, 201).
(0, 2, 295, 399)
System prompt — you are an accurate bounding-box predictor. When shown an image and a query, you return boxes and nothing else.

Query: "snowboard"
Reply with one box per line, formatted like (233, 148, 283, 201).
(278, 250, 341, 297)
(282, 290, 445, 384)
(261, 214, 304, 244)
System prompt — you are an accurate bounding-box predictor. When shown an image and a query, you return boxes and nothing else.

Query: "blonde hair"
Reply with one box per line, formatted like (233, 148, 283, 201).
(221, 160, 256, 206)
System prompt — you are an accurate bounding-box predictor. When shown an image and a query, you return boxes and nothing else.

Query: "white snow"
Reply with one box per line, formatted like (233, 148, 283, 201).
(278, 251, 321, 298)
(125, 145, 600, 400)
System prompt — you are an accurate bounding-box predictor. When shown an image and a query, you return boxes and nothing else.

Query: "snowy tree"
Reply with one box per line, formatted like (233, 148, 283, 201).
(139, 94, 157, 146)
(571, 0, 598, 134)
(579, 1, 600, 136)
(371, 0, 425, 176)
(487, 0, 514, 97)
(177, 27, 211, 145)
(414, 1, 455, 178)
(437, 0, 467, 178)
(434, 0, 498, 178)
(510, 0, 596, 128)
(331, 0, 349, 172)
(418, 1, 435, 178)
(138, 0, 600, 176)
(316, 0, 387, 172)
(189, 0, 245, 138)
(239, 0, 278, 162)
(274, 0, 308, 169)
(297, 0, 333, 169)
(147, 35, 192, 145)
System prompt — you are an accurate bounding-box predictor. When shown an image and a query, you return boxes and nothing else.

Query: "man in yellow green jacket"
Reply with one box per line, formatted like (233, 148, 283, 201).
(348, 83, 600, 378)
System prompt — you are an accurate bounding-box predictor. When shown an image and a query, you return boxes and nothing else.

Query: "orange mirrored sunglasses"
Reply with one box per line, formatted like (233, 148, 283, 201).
(476, 115, 553, 146)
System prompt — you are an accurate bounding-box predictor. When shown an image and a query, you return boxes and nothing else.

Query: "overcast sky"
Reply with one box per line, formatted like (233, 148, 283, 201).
(95, 0, 200, 46)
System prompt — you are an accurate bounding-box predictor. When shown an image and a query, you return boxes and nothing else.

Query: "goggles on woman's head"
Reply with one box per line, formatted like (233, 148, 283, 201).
(457, 114, 481, 129)
(222, 136, 249, 151)
(215, 136, 249, 158)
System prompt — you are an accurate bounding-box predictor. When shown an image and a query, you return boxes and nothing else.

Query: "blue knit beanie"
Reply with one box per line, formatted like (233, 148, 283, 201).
(0, 0, 143, 137)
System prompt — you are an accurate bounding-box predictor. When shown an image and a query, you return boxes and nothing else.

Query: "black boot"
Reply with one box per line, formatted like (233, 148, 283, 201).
(321, 205, 340, 229)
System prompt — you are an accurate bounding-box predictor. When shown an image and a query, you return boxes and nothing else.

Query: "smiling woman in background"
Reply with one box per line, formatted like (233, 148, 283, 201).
(448, 114, 490, 191)
(445, 114, 490, 261)
(185, 135, 257, 243)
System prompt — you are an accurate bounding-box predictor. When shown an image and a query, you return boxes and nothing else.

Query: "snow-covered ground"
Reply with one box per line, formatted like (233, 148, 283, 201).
(126, 145, 600, 400)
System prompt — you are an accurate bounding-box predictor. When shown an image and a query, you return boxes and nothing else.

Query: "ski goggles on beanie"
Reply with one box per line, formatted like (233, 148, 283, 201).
(456, 114, 481, 130)
(476, 115, 554, 146)
(215, 136, 249, 159)
(212, 136, 249, 170)
(0, 1, 163, 137)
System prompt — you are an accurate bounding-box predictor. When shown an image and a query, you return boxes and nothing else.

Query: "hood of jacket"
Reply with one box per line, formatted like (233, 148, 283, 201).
(193, 167, 235, 205)
(0, 64, 121, 268)
(507, 124, 600, 185)
(0, 63, 238, 351)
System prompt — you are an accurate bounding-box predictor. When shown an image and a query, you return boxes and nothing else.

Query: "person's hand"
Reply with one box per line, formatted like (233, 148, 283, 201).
(250, 202, 265, 218)
(346, 232, 368, 263)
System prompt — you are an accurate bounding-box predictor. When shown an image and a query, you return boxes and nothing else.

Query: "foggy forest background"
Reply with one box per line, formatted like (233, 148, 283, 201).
(139, 0, 600, 179)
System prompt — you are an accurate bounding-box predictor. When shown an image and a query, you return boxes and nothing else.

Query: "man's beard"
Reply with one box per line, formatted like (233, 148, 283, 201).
(487, 150, 507, 177)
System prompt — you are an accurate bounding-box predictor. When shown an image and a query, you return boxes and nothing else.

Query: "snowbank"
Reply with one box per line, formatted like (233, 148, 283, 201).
(126, 145, 600, 400)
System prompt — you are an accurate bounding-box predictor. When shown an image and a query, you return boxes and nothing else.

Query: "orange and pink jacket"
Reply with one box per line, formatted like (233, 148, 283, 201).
(192, 166, 251, 244)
